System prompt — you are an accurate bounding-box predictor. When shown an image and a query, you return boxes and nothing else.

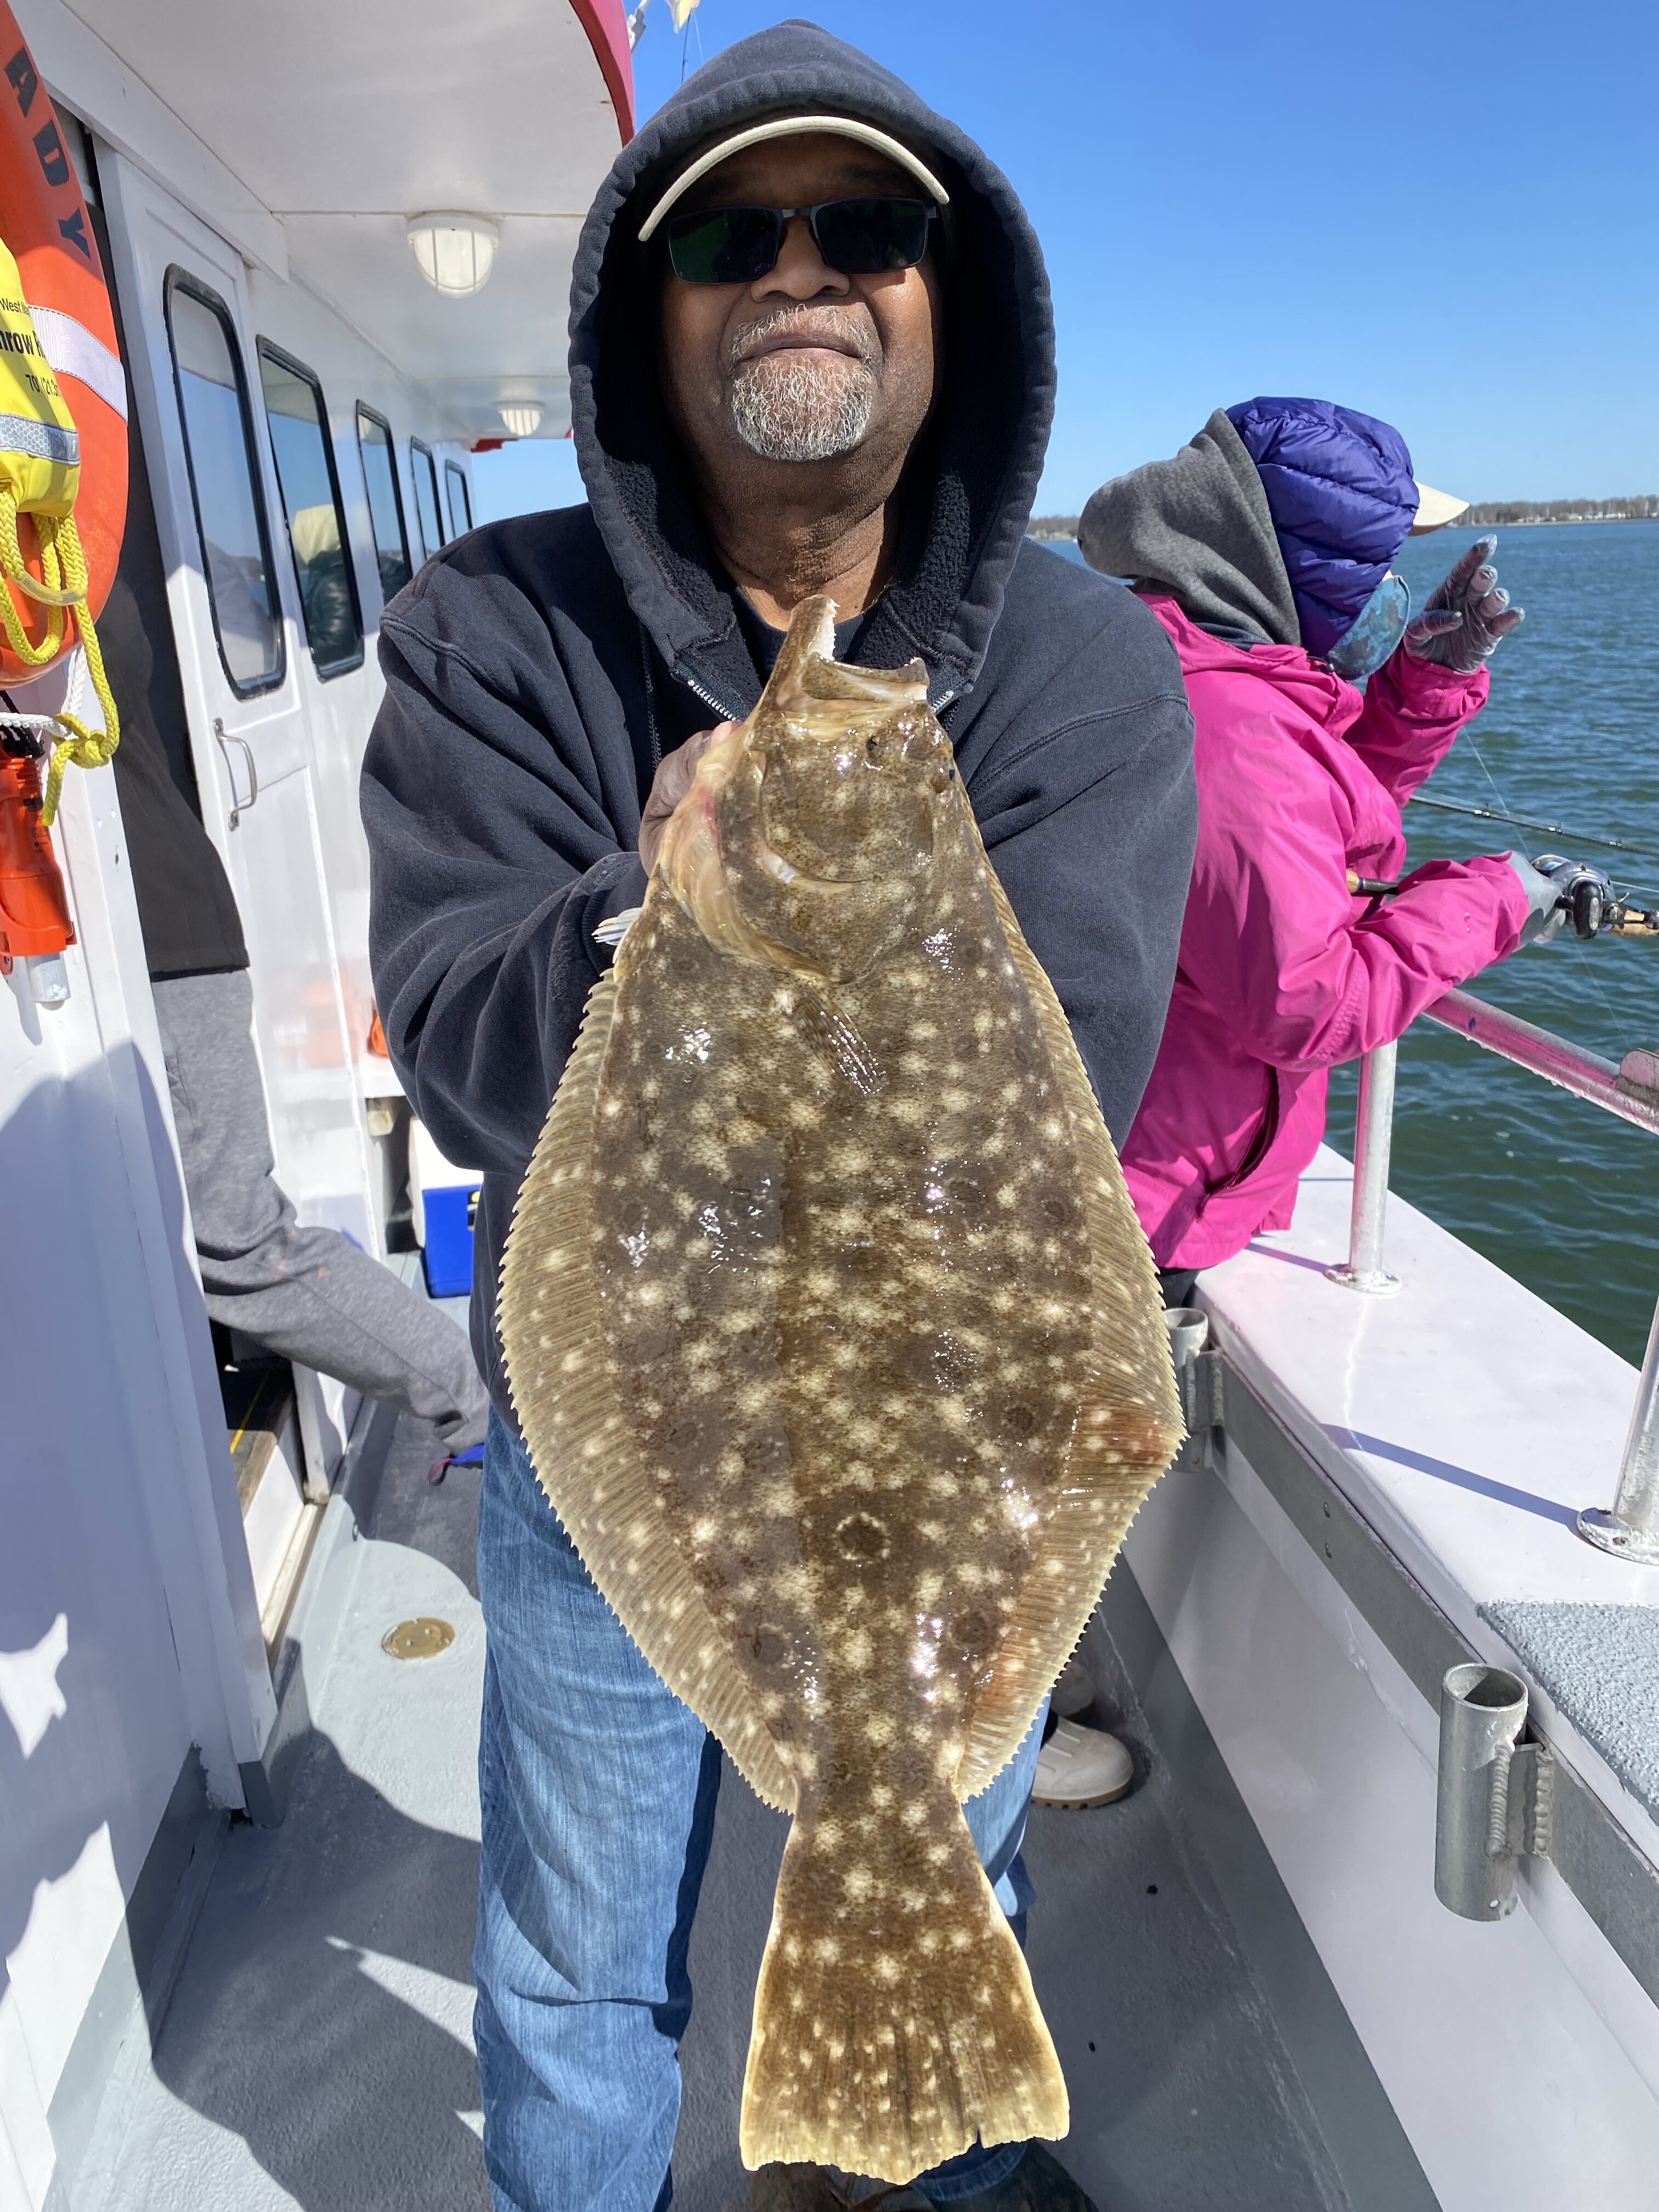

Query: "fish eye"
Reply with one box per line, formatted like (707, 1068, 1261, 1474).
(865, 734, 879, 759)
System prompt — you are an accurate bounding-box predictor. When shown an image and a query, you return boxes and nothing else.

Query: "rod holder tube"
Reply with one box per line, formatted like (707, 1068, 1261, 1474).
(1164, 1306, 1216, 1452)
(1436, 1663, 1534, 1920)
(1579, 1290, 1659, 1564)
(1327, 1041, 1401, 1295)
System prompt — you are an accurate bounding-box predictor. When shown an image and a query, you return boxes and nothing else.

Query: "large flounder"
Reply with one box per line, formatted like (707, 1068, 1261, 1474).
(500, 596, 1182, 2183)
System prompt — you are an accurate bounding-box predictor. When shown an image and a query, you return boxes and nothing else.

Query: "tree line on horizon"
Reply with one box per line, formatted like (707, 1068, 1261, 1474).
(1030, 495, 1658, 541)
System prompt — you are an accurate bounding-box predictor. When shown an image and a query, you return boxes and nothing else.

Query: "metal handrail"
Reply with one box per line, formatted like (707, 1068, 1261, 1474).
(1421, 988, 1659, 1137)
(1332, 988, 1659, 1565)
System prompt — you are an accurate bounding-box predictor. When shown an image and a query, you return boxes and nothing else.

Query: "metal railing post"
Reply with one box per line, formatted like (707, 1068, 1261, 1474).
(1325, 1041, 1402, 1295)
(1579, 1291, 1659, 1564)
(1308, 988, 1659, 1558)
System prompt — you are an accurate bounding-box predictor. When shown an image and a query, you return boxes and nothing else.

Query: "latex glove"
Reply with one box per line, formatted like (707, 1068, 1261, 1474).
(1506, 851, 1568, 946)
(1404, 535, 1525, 671)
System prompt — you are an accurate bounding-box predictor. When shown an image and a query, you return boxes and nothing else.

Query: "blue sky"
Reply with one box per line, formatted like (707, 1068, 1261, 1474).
(473, 0, 1658, 525)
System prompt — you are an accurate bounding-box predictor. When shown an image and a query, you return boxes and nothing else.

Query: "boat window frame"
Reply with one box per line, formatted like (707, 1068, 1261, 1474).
(409, 437, 445, 561)
(254, 336, 366, 682)
(161, 265, 286, 699)
(354, 400, 413, 604)
(444, 458, 473, 537)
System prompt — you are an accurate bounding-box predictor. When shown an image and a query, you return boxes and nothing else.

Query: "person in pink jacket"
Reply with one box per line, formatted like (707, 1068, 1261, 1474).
(1080, 397, 1566, 1296)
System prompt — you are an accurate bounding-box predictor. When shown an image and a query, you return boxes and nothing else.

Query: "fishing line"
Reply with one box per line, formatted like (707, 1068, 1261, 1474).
(1415, 783, 1659, 1013)
(1458, 719, 1516, 826)
(1406, 791, 1659, 873)
(1441, 723, 1625, 1024)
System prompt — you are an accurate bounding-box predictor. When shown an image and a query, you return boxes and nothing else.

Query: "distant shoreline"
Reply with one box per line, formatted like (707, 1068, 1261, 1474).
(1029, 512, 1657, 543)
(1436, 514, 1657, 527)
(1035, 506, 1654, 539)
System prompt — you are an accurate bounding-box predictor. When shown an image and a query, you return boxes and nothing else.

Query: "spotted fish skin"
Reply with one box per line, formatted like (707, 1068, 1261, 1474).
(500, 597, 1182, 2183)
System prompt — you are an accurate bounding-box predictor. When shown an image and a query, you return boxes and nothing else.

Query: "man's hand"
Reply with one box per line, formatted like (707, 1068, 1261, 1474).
(1404, 534, 1525, 672)
(638, 725, 733, 874)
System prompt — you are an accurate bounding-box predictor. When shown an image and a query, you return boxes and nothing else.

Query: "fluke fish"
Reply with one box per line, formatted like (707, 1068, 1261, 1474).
(500, 596, 1183, 2183)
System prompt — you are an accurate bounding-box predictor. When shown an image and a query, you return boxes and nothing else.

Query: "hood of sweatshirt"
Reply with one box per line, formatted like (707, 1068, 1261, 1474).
(1077, 408, 1300, 650)
(566, 19, 1055, 710)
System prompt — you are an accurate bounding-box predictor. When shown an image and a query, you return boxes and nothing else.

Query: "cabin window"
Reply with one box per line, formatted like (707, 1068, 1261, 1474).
(163, 270, 284, 695)
(256, 342, 364, 679)
(355, 404, 412, 603)
(445, 459, 473, 535)
(410, 439, 445, 561)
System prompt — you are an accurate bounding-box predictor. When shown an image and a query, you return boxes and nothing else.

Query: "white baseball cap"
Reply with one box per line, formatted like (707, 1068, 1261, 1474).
(637, 114, 951, 244)
(1409, 482, 1471, 534)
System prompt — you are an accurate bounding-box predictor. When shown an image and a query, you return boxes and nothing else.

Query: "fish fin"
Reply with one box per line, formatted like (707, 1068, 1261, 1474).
(738, 1799, 1067, 2182)
(499, 969, 796, 1814)
(799, 985, 881, 1097)
(955, 871, 1185, 1804)
(591, 905, 642, 949)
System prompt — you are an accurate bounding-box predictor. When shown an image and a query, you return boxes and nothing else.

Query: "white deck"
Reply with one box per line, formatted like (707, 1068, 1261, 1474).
(1206, 1147, 1659, 1840)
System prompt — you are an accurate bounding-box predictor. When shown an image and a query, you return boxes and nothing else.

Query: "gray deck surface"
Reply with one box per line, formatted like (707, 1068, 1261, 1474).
(76, 1417, 1404, 2212)
(1481, 1600, 1659, 1823)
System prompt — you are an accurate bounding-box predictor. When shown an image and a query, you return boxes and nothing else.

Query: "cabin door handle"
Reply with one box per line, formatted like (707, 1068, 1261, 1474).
(214, 718, 259, 830)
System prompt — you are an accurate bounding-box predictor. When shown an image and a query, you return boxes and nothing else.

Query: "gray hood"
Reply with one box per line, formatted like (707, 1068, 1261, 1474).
(1078, 409, 1300, 647)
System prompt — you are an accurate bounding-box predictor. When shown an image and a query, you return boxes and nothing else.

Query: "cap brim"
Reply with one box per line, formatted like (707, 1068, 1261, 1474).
(1408, 482, 1470, 534)
(637, 115, 950, 244)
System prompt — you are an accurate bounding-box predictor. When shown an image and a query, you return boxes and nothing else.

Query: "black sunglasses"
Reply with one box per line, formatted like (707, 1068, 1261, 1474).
(662, 196, 937, 285)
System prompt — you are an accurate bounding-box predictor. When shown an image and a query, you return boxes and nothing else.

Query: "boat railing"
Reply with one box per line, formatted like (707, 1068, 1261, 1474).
(1331, 988, 1659, 1565)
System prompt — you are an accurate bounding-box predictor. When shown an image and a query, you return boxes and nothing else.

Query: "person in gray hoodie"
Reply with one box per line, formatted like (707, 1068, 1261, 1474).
(363, 23, 1195, 2210)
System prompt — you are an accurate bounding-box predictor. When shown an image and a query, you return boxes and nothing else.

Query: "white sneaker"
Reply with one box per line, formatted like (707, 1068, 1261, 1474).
(1050, 1655, 1094, 1719)
(1033, 1719, 1134, 1807)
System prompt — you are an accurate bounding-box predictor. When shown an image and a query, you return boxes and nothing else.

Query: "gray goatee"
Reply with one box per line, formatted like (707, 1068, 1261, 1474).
(726, 311, 878, 463)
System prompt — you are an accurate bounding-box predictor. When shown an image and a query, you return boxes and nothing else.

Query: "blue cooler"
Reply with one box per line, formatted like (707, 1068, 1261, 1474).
(409, 1118, 484, 1299)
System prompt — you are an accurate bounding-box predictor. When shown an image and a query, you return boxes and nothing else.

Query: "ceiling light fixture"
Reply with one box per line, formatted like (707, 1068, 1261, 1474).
(406, 213, 500, 298)
(499, 403, 544, 439)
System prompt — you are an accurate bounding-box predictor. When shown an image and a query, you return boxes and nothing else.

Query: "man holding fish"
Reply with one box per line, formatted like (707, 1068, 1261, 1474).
(364, 22, 1194, 2210)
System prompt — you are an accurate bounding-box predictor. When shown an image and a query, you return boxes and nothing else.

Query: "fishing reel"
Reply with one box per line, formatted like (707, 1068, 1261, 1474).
(1533, 855, 1659, 939)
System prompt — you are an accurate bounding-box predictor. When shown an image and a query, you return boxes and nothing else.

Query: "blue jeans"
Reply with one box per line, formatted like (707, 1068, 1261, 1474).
(474, 1412, 1044, 2210)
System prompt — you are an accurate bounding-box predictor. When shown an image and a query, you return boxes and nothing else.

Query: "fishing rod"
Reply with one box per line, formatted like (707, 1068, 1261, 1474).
(1405, 790, 1659, 872)
(1346, 859, 1659, 938)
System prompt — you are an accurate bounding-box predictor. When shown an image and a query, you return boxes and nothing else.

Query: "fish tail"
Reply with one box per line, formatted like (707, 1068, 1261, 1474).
(738, 1796, 1067, 2185)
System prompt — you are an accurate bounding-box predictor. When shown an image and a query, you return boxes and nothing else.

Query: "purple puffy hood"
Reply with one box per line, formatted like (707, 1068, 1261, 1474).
(1225, 397, 1419, 658)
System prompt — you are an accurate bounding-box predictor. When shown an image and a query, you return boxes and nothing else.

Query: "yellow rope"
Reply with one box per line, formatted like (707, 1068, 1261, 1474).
(0, 494, 120, 826)
(0, 492, 83, 608)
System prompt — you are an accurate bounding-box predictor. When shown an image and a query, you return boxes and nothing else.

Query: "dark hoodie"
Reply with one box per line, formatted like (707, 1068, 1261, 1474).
(362, 21, 1197, 1416)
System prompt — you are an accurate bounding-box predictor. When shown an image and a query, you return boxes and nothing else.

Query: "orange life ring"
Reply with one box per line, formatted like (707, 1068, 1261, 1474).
(0, 3, 126, 683)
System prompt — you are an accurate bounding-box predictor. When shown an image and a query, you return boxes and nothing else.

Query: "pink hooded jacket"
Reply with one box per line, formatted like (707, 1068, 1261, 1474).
(1120, 595, 1532, 1269)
